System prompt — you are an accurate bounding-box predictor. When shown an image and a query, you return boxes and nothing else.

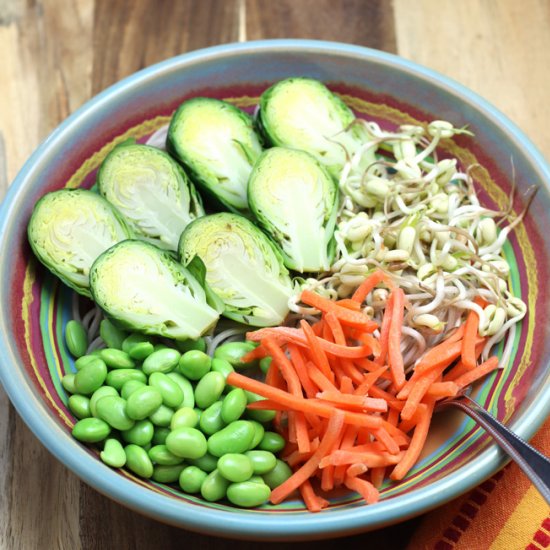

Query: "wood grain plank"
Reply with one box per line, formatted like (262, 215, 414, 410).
(92, 0, 241, 94)
(393, 0, 550, 158)
(245, 0, 397, 51)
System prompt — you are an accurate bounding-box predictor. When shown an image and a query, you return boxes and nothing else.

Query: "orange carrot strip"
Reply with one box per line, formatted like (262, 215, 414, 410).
(352, 269, 395, 303)
(368, 385, 406, 411)
(317, 391, 388, 412)
(443, 341, 485, 381)
(321, 423, 347, 492)
(288, 344, 318, 399)
(299, 479, 329, 513)
(444, 324, 466, 344)
(270, 411, 345, 504)
(319, 450, 403, 468)
(425, 381, 460, 399)
(346, 463, 369, 478)
(324, 311, 346, 345)
(263, 338, 303, 396)
(339, 358, 365, 385)
(400, 376, 433, 421)
(462, 299, 485, 369)
(370, 467, 386, 489)
(333, 424, 360, 486)
(414, 339, 465, 376)
(388, 288, 406, 390)
(354, 366, 389, 396)
(301, 289, 378, 330)
(300, 320, 334, 383)
(241, 344, 268, 362)
(376, 290, 394, 365)
(306, 361, 338, 392)
(228, 372, 384, 429)
(247, 327, 373, 358)
(391, 400, 435, 481)
(454, 356, 499, 388)
(339, 375, 354, 394)
(295, 412, 311, 454)
(372, 427, 400, 455)
(335, 298, 362, 311)
(345, 475, 380, 504)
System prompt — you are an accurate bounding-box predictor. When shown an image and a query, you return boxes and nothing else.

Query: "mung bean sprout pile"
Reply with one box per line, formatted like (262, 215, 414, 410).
(289, 119, 532, 371)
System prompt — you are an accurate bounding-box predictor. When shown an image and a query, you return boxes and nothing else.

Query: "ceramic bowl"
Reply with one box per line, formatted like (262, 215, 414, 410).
(1, 40, 550, 541)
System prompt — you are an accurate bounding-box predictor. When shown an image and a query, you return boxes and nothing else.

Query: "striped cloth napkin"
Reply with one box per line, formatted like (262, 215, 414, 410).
(407, 418, 550, 549)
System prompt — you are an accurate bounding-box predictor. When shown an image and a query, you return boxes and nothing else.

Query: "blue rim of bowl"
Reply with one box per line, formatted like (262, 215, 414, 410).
(1, 39, 550, 540)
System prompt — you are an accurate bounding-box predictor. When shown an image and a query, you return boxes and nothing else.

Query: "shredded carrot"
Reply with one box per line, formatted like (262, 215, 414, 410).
(454, 356, 499, 388)
(224, 280, 505, 512)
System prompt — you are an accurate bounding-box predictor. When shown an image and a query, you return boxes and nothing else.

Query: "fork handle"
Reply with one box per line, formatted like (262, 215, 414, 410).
(440, 395, 550, 504)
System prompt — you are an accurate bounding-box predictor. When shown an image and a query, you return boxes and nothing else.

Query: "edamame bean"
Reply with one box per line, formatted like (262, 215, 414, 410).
(199, 401, 226, 436)
(259, 356, 272, 375)
(124, 444, 154, 478)
(68, 395, 91, 419)
(74, 360, 108, 395)
(170, 407, 199, 430)
(61, 373, 77, 394)
(96, 395, 135, 430)
(178, 350, 211, 380)
(99, 348, 135, 369)
(176, 337, 206, 354)
(166, 427, 207, 459)
(244, 391, 276, 423)
(221, 388, 247, 424)
(188, 452, 218, 473)
(100, 438, 126, 468)
(179, 465, 208, 493)
(149, 372, 184, 408)
(72, 418, 111, 443)
(194, 371, 225, 410)
(210, 358, 235, 381)
(213, 342, 257, 370)
(152, 427, 171, 445)
(152, 464, 185, 483)
(142, 348, 181, 375)
(166, 372, 195, 409)
(148, 445, 184, 466)
(200, 469, 230, 502)
(126, 386, 163, 420)
(248, 475, 266, 484)
(226, 480, 271, 507)
(249, 421, 265, 450)
(149, 404, 174, 427)
(121, 419, 154, 446)
(75, 355, 104, 371)
(258, 431, 286, 453)
(120, 379, 146, 400)
(90, 386, 119, 417)
(122, 333, 155, 359)
(262, 459, 292, 489)
(65, 320, 88, 358)
(207, 420, 256, 457)
(99, 319, 127, 350)
(217, 453, 253, 483)
(245, 451, 277, 475)
(106, 369, 146, 391)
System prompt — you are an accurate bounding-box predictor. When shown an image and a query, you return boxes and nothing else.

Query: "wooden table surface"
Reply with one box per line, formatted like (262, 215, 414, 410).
(1, 1, 550, 548)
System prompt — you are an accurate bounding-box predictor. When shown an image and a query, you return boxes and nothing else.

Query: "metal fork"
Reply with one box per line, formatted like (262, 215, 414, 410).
(436, 393, 550, 504)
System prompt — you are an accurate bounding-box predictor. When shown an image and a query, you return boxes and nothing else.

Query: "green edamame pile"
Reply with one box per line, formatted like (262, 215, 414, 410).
(63, 318, 291, 508)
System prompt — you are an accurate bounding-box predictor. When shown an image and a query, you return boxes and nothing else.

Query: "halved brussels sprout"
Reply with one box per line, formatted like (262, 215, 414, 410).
(167, 98, 263, 214)
(27, 189, 133, 297)
(248, 147, 338, 273)
(178, 213, 293, 327)
(258, 77, 370, 178)
(90, 240, 220, 340)
(97, 142, 204, 250)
